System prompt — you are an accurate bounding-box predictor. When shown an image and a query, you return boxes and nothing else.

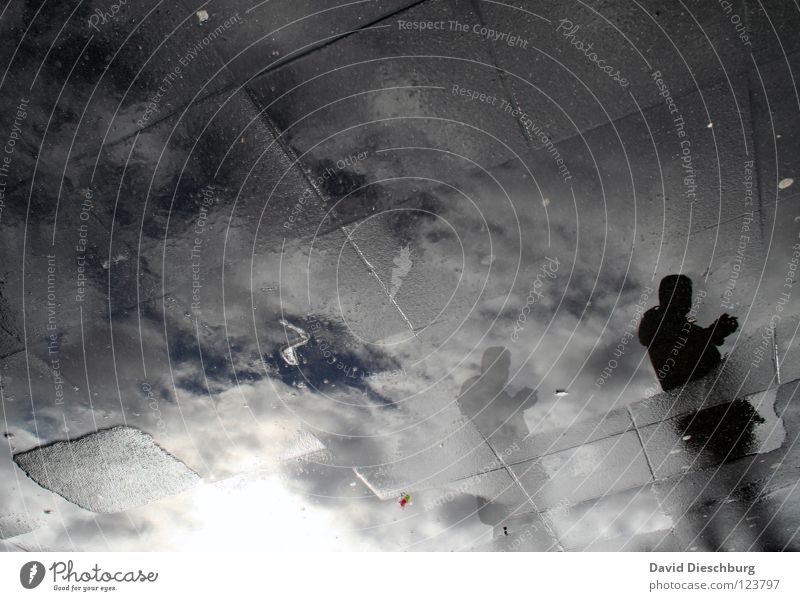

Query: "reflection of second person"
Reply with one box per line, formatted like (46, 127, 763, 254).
(457, 347, 537, 447)
(457, 347, 538, 530)
(638, 274, 738, 391)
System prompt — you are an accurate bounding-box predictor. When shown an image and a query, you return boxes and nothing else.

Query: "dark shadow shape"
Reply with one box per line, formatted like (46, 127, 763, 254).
(674, 399, 785, 551)
(677, 398, 765, 465)
(638, 275, 738, 391)
(457, 347, 537, 446)
(456, 347, 538, 528)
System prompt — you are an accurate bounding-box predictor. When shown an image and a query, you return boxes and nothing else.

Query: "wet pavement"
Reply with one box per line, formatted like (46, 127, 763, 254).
(1, 0, 800, 551)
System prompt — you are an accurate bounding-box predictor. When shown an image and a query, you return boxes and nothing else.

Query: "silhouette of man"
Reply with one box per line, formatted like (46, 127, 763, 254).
(457, 347, 537, 446)
(638, 275, 738, 391)
(457, 347, 537, 528)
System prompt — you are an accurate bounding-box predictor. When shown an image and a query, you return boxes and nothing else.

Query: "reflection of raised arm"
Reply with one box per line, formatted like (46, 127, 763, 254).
(708, 313, 738, 345)
(512, 387, 537, 410)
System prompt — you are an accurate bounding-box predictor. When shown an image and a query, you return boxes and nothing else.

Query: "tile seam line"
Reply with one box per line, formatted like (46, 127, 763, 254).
(628, 404, 657, 481)
(471, 424, 565, 551)
(452, 381, 782, 475)
(75, 54, 757, 164)
(239, 85, 425, 335)
(241, 0, 432, 83)
(520, 65, 753, 152)
(459, 426, 640, 476)
(74, 10, 800, 162)
(241, 84, 329, 211)
(469, 0, 541, 154)
(72, 0, 431, 162)
(340, 224, 421, 340)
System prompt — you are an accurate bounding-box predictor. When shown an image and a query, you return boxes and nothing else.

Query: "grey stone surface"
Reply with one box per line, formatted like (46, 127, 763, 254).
(0, 513, 38, 540)
(200, 0, 424, 82)
(247, 0, 532, 180)
(14, 426, 200, 513)
(544, 484, 672, 551)
(508, 406, 633, 464)
(2, 0, 800, 551)
(354, 416, 500, 499)
(476, 510, 560, 551)
(483, 0, 751, 148)
(510, 430, 653, 510)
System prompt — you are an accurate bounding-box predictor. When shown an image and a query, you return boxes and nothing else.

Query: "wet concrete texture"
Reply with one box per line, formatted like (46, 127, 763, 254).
(1, 0, 800, 551)
(13, 427, 200, 513)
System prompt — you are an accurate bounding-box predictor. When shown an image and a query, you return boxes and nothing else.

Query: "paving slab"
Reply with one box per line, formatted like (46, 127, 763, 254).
(14, 426, 200, 513)
(509, 429, 653, 511)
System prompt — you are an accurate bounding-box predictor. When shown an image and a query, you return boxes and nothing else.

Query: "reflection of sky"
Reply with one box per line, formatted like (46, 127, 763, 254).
(0, 158, 675, 550)
(2, 0, 791, 552)
(1, 142, 750, 550)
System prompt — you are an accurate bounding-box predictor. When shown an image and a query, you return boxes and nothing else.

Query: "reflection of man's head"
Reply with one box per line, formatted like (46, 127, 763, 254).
(659, 274, 693, 314)
(481, 347, 510, 385)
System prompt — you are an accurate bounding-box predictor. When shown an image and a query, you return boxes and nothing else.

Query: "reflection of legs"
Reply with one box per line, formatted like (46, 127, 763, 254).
(704, 487, 790, 551)
(475, 495, 508, 528)
(677, 400, 766, 550)
(680, 475, 761, 551)
(747, 505, 785, 551)
(694, 505, 759, 551)
(731, 486, 799, 551)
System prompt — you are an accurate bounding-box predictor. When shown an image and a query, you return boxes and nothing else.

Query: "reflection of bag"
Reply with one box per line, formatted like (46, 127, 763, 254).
(677, 398, 766, 463)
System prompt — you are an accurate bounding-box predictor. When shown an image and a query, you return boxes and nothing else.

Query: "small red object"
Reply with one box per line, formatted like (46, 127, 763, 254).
(399, 493, 410, 509)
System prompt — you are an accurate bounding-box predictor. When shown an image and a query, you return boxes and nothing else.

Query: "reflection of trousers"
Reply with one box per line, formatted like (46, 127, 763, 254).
(476, 496, 509, 527)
